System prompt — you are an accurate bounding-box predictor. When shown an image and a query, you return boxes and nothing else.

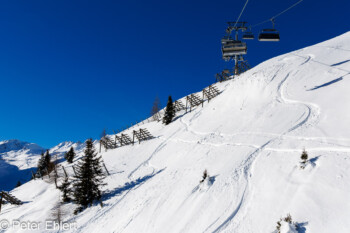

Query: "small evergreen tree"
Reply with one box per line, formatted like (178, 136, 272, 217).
(73, 139, 106, 214)
(200, 169, 208, 183)
(15, 181, 22, 188)
(162, 96, 175, 125)
(301, 149, 308, 163)
(65, 147, 76, 163)
(36, 151, 45, 177)
(36, 150, 52, 177)
(59, 177, 72, 203)
(151, 96, 161, 121)
(44, 150, 54, 174)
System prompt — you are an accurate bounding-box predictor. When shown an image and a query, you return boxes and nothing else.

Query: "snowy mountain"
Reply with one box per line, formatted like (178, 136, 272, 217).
(0, 140, 45, 191)
(0, 140, 83, 191)
(1, 32, 350, 233)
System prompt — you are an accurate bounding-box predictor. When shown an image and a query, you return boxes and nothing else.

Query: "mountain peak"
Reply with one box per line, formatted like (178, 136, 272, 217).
(0, 139, 45, 154)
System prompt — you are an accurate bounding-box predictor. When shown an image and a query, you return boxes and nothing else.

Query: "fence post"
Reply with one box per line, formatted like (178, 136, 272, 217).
(62, 166, 68, 178)
(31, 171, 36, 180)
(102, 162, 110, 176)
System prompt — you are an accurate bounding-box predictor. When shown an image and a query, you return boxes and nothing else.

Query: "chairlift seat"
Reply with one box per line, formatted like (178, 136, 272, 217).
(221, 37, 234, 45)
(221, 40, 247, 57)
(242, 33, 254, 40)
(258, 29, 280, 41)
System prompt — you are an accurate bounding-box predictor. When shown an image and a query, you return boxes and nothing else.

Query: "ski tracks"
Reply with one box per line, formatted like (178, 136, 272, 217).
(128, 128, 181, 180)
(208, 60, 326, 232)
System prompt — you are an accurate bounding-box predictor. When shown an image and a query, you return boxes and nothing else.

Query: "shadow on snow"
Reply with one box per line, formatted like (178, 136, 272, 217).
(103, 168, 165, 201)
(307, 77, 343, 91)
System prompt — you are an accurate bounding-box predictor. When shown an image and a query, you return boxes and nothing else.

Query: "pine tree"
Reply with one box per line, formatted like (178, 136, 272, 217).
(65, 147, 76, 163)
(162, 96, 175, 125)
(44, 150, 54, 174)
(200, 169, 208, 183)
(36, 151, 45, 177)
(151, 96, 161, 121)
(301, 149, 308, 163)
(15, 181, 22, 188)
(36, 150, 52, 177)
(73, 139, 106, 214)
(59, 177, 72, 203)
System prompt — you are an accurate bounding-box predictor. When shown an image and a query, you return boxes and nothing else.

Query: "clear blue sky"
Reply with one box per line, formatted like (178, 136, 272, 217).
(0, 0, 348, 148)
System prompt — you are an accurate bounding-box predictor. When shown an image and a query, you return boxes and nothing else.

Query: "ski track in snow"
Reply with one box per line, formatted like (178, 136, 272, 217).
(225, 60, 330, 231)
(128, 128, 181, 180)
(171, 60, 350, 232)
(291, 52, 350, 76)
(181, 56, 347, 232)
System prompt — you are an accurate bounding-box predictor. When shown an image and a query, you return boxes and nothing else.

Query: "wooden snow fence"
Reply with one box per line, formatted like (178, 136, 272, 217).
(202, 84, 220, 105)
(0, 191, 22, 213)
(186, 94, 203, 112)
(216, 69, 232, 82)
(174, 100, 186, 112)
(132, 128, 154, 144)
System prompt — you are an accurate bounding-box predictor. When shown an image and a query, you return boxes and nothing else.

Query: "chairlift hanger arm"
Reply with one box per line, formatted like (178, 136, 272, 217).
(225, 22, 248, 35)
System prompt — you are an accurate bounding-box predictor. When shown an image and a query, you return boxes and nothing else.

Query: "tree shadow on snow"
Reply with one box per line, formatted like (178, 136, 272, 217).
(331, 59, 350, 66)
(296, 222, 308, 233)
(173, 112, 188, 122)
(309, 156, 320, 164)
(102, 168, 165, 201)
(307, 77, 343, 91)
(209, 174, 218, 184)
(307, 155, 321, 168)
(191, 174, 218, 193)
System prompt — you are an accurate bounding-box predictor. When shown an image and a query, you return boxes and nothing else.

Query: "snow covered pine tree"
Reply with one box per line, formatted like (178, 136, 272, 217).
(64, 147, 76, 164)
(163, 96, 175, 125)
(73, 139, 106, 214)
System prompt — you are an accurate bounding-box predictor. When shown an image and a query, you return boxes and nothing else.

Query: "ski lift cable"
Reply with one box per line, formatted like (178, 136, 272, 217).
(251, 0, 303, 28)
(233, 0, 250, 29)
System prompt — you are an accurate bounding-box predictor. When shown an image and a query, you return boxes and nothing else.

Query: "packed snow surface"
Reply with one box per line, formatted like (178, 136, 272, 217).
(1, 32, 350, 233)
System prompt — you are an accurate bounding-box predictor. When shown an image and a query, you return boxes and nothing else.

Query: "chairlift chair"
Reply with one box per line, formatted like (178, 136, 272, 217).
(258, 29, 280, 41)
(221, 38, 247, 58)
(242, 32, 255, 40)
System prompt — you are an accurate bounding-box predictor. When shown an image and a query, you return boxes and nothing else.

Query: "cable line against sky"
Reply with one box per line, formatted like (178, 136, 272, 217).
(252, 0, 304, 28)
(233, 0, 249, 29)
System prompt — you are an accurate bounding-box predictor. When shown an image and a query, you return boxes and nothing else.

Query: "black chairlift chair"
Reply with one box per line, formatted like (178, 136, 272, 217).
(243, 26, 254, 40)
(243, 32, 254, 40)
(258, 29, 280, 41)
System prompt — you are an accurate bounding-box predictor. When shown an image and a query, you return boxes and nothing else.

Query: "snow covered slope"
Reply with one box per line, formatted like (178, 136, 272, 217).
(0, 140, 45, 191)
(1, 32, 350, 233)
(0, 140, 83, 191)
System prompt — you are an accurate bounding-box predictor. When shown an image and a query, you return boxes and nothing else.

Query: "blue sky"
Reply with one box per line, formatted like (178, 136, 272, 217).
(0, 0, 348, 148)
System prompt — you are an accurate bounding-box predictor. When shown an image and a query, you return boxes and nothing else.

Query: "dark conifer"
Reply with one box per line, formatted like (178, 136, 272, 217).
(65, 147, 76, 164)
(36, 152, 45, 177)
(15, 181, 22, 188)
(200, 169, 208, 183)
(162, 96, 175, 125)
(73, 139, 106, 214)
(301, 149, 308, 162)
(59, 177, 72, 203)
(44, 150, 54, 174)
(36, 150, 52, 177)
(151, 96, 161, 121)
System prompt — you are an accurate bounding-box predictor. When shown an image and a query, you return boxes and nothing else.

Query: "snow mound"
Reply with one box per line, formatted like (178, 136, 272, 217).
(280, 222, 298, 233)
